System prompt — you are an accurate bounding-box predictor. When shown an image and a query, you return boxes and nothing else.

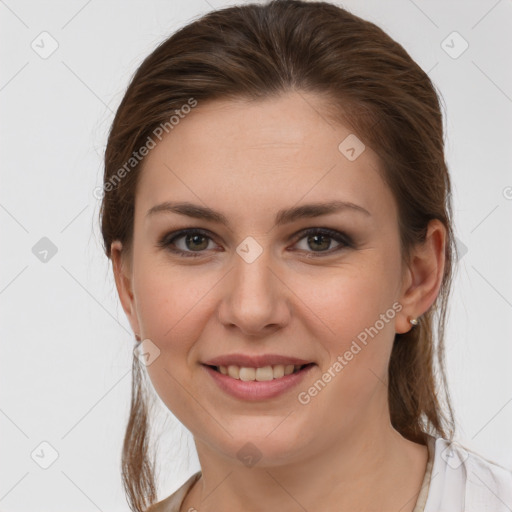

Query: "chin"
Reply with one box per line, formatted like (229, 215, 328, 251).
(201, 419, 315, 468)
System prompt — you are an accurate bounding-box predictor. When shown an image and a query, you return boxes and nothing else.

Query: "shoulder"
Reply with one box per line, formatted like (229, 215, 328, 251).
(436, 437, 512, 485)
(425, 436, 512, 512)
(146, 472, 201, 512)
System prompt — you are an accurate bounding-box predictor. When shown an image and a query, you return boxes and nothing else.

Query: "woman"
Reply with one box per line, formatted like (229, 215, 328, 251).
(99, 1, 512, 510)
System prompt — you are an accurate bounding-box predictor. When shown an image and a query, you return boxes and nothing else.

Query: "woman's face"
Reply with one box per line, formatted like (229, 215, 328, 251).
(113, 91, 424, 466)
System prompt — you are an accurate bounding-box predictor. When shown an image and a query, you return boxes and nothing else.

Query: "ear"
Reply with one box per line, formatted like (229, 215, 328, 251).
(111, 240, 141, 339)
(395, 219, 446, 334)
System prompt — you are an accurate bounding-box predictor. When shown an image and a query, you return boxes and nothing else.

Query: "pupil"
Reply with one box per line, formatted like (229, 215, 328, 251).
(308, 234, 330, 251)
(187, 234, 208, 251)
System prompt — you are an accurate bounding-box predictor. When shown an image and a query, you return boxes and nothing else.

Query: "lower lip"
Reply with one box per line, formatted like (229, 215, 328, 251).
(201, 364, 316, 401)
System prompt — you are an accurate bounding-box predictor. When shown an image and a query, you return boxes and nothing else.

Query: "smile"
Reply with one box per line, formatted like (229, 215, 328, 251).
(202, 363, 316, 400)
(209, 363, 312, 381)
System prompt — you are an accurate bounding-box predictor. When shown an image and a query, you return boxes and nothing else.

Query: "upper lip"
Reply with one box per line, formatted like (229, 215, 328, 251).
(203, 353, 314, 368)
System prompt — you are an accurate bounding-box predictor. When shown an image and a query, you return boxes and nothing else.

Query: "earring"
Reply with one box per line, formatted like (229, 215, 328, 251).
(409, 317, 419, 326)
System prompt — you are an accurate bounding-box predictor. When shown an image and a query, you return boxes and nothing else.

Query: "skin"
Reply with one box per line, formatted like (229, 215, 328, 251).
(111, 91, 446, 511)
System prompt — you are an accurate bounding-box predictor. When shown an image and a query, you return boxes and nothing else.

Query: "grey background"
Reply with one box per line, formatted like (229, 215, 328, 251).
(1, 0, 511, 510)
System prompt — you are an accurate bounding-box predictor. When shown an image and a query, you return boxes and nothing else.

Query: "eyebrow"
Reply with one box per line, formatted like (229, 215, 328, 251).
(146, 200, 371, 227)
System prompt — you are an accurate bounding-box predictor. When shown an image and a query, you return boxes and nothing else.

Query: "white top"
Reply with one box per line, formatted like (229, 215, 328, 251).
(423, 436, 512, 511)
(147, 435, 512, 512)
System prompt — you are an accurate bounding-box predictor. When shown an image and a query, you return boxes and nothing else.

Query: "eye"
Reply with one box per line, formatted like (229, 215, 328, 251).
(158, 227, 353, 258)
(158, 228, 219, 258)
(291, 227, 353, 257)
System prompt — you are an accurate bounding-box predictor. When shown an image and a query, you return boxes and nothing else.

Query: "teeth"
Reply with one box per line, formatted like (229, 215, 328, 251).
(284, 364, 295, 376)
(240, 367, 256, 381)
(217, 364, 304, 381)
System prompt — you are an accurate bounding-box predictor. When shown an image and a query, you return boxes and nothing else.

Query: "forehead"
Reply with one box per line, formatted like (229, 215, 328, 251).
(136, 92, 396, 226)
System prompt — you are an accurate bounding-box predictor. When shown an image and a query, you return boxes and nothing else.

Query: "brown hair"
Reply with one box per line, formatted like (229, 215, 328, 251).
(99, 1, 457, 510)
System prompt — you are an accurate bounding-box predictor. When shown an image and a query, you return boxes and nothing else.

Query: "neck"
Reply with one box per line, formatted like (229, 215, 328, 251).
(181, 417, 429, 512)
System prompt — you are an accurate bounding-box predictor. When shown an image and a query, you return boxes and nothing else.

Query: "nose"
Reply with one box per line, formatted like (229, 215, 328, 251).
(217, 247, 291, 337)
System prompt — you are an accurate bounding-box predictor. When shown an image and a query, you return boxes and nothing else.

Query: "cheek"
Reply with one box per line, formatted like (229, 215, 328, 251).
(133, 258, 214, 345)
(298, 262, 397, 348)
(133, 261, 219, 414)
(294, 263, 398, 401)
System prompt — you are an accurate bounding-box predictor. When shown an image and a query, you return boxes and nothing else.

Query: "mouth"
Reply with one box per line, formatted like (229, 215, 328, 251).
(204, 362, 315, 381)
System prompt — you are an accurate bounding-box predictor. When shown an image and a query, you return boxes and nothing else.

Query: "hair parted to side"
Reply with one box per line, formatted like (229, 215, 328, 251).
(99, 1, 457, 510)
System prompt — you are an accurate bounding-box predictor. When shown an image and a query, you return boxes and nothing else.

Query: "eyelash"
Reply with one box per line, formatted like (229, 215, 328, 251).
(157, 227, 354, 259)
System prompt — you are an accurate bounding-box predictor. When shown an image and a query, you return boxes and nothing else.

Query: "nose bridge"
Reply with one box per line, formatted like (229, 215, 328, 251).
(235, 244, 273, 296)
(219, 239, 288, 334)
